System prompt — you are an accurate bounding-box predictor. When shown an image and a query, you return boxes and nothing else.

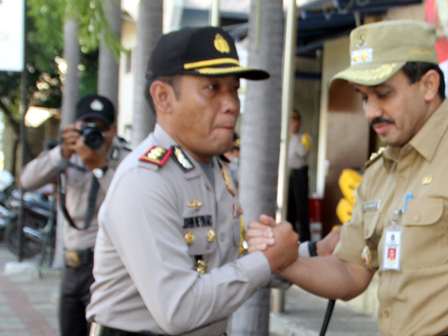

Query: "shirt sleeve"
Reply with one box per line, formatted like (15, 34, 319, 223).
(20, 146, 62, 190)
(333, 179, 371, 267)
(102, 167, 272, 335)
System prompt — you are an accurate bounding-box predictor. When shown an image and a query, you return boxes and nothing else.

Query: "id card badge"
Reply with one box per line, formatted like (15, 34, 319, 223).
(383, 225, 402, 271)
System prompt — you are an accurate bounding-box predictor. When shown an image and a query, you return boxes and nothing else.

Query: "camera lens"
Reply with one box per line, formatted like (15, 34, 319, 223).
(80, 123, 104, 150)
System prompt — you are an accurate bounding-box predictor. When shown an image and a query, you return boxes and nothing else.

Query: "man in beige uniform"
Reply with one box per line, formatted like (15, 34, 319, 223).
(86, 26, 299, 336)
(247, 20, 448, 336)
(21, 95, 130, 336)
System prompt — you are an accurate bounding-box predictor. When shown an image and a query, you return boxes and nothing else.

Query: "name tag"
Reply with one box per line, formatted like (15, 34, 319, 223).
(362, 200, 381, 212)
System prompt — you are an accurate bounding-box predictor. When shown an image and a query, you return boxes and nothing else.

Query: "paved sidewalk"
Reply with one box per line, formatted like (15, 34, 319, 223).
(0, 239, 380, 336)
(0, 242, 60, 336)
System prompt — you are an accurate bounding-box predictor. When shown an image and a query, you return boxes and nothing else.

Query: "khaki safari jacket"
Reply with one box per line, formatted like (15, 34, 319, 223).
(334, 99, 448, 336)
(86, 124, 272, 336)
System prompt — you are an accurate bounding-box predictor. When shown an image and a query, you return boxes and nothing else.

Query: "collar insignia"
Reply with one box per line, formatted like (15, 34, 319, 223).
(172, 146, 194, 171)
(214, 34, 230, 53)
(188, 197, 203, 211)
(422, 174, 433, 185)
(221, 168, 235, 197)
(139, 146, 172, 166)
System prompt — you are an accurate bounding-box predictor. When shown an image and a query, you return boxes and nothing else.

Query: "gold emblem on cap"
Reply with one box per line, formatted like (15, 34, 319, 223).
(188, 197, 203, 211)
(361, 245, 372, 271)
(422, 174, 433, 185)
(353, 52, 360, 63)
(184, 231, 195, 245)
(207, 229, 216, 242)
(361, 51, 369, 61)
(90, 99, 104, 111)
(214, 34, 230, 53)
(195, 260, 208, 274)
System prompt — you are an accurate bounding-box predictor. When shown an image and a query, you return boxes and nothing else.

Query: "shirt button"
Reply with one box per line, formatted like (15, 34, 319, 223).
(414, 215, 420, 222)
(384, 310, 390, 318)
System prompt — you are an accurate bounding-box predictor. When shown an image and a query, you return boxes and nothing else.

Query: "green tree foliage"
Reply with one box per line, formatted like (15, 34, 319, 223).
(0, 0, 123, 127)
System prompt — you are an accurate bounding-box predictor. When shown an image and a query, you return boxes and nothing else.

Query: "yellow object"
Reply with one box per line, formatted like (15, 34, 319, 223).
(336, 198, 354, 224)
(301, 133, 312, 151)
(239, 216, 246, 255)
(338, 169, 362, 206)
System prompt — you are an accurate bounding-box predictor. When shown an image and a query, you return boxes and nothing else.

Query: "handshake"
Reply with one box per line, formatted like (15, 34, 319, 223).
(246, 214, 341, 274)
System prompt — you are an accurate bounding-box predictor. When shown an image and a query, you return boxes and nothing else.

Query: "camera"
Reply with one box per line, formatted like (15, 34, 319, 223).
(79, 123, 104, 150)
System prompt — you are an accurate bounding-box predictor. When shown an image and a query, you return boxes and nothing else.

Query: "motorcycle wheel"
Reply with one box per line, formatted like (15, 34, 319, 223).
(5, 213, 44, 258)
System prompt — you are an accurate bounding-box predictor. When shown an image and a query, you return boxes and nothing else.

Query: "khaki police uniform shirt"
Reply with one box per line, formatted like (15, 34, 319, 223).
(288, 132, 310, 169)
(334, 99, 448, 336)
(20, 137, 129, 250)
(86, 124, 272, 336)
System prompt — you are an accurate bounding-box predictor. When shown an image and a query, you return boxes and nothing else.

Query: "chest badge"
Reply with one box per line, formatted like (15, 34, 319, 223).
(207, 229, 216, 242)
(188, 197, 203, 211)
(184, 231, 195, 245)
(361, 245, 372, 271)
(422, 174, 433, 185)
(221, 168, 235, 197)
(195, 260, 208, 274)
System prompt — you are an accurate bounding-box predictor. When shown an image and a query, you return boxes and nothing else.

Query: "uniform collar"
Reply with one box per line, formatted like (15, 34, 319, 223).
(408, 98, 448, 162)
(381, 99, 448, 164)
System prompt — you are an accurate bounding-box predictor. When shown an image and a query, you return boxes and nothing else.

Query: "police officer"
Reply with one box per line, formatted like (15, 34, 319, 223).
(247, 20, 448, 336)
(287, 109, 312, 240)
(86, 26, 299, 336)
(21, 95, 130, 336)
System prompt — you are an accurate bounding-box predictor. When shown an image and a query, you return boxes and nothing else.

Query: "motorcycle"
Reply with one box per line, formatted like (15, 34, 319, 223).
(0, 170, 16, 241)
(0, 171, 57, 265)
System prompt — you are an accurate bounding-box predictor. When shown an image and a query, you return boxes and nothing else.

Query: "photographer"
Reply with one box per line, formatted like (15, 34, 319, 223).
(20, 94, 130, 336)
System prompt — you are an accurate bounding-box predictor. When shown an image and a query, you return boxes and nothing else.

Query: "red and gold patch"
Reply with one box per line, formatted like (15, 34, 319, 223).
(139, 146, 172, 166)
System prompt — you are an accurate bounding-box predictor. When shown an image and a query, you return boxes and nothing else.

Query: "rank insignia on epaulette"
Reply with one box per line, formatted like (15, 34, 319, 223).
(363, 147, 385, 171)
(139, 146, 172, 166)
(172, 146, 195, 171)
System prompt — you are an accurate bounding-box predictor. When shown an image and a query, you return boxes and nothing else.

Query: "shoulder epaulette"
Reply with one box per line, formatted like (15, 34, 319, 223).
(171, 146, 195, 172)
(139, 146, 172, 166)
(363, 147, 385, 171)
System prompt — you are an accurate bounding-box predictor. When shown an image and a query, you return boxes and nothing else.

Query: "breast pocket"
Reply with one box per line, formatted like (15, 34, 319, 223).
(401, 198, 448, 269)
(183, 226, 217, 257)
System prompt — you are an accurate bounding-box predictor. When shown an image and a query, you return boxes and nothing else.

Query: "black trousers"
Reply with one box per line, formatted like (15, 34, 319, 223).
(59, 263, 95, 336)
(287, 166, 310, 242)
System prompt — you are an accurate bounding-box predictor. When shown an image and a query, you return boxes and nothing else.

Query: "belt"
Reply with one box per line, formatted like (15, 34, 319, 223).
(64, 247, 94, 268)
(90, 322, 161, 336)
(89, 322, 227, 336)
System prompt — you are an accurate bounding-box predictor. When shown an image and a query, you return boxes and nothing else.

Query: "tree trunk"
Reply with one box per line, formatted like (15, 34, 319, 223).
(131, 0, 163, 146)
(54, 16, 80, 269)
(98, 0, 121, 111)
(231, 0, 284, 335)
(60, 17, 80, 128)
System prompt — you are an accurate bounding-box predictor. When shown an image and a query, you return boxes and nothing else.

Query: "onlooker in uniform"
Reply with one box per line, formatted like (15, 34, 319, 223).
(287, 109, 312, 240)
(246, 20, 448, 336)
(21, 95, 130, 336)
(86, 26, 299, 336)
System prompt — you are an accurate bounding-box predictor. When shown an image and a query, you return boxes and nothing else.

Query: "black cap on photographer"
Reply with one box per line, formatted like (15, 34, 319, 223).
(75, 95, 115, 127)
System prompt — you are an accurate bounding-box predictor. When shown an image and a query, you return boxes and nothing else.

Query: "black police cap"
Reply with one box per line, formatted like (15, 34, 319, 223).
(75, 95, 115, 126)
(147, 26, 270, 80)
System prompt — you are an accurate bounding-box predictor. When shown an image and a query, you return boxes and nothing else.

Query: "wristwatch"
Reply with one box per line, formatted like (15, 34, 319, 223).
(92, 166, 108, 179)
